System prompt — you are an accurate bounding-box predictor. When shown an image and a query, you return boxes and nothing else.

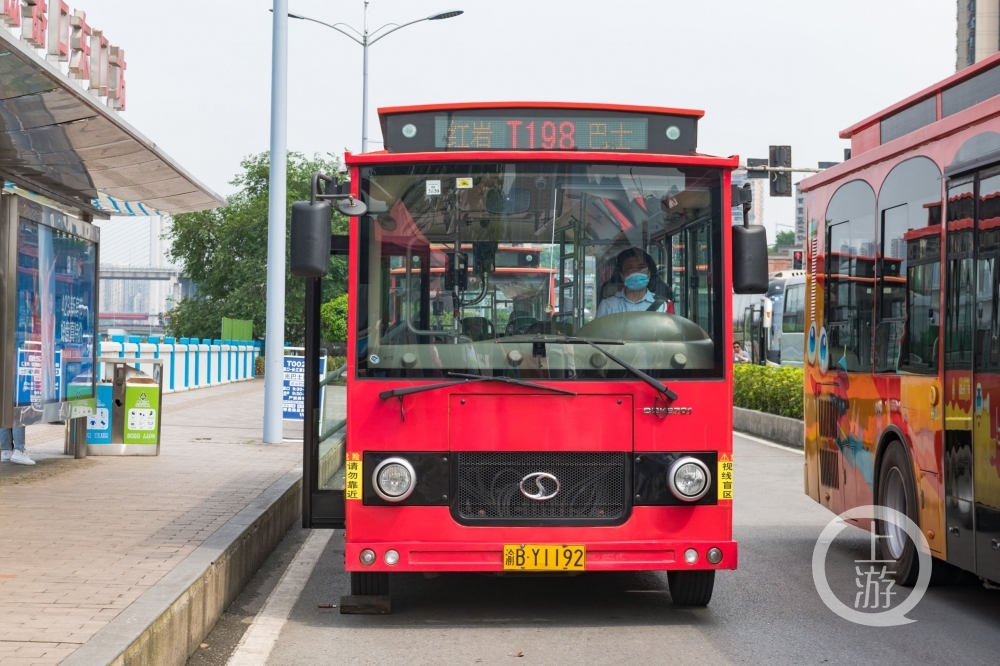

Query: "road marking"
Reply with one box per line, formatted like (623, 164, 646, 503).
(226, 528, 334, 666)
(734, 431, 804, 455)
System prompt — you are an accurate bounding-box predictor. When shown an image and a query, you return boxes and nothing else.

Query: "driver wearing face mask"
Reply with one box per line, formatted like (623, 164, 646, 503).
(596, 247, 673, 318)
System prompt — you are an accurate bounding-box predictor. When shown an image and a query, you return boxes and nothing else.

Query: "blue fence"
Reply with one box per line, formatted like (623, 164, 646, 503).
(99, 337, 262, 393)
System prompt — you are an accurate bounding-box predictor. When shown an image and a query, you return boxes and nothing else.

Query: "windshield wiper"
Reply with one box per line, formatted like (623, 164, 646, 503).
(378, 373, 576, 400)
(446, 372, 577, 396)
(379, 378, 475, 400)
(519, 336, 678, 401)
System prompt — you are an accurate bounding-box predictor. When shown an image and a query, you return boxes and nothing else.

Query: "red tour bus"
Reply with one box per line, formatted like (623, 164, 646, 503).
(799, 52, 1000, 585)
(291, 102, 767, 610)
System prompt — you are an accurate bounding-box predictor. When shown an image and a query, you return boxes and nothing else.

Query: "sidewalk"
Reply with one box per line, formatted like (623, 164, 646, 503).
(0, 380, 331, 666)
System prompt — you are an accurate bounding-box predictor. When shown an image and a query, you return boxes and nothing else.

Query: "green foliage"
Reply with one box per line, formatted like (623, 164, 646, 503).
(165, 152, 349, 343)
(321, 294, 349, 342)
(254, 355, 265, 377)
(773, 230, 796, 248)
(733, 364, 804, 419)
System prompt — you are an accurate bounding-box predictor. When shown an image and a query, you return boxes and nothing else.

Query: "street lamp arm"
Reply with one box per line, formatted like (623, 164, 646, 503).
(293, 14, 365, 45)
(368, 22, 400, 40)
(367, 16, 428, 45)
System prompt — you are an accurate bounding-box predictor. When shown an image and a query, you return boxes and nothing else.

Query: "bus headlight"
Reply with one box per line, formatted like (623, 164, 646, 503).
(373, 457, 416, 501)
(668, 457, 711, 502)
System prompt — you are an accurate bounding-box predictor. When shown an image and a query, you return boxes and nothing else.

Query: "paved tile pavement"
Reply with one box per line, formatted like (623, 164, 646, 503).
(0, 380, 326, 665)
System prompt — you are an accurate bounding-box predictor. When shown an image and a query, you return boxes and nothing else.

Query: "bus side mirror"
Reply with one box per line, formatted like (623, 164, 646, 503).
(732, 225, 768, 294)
(290, 200, 332, 277)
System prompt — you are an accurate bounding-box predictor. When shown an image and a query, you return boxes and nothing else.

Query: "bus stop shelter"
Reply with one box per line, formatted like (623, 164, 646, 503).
(0, 21, 224, 429)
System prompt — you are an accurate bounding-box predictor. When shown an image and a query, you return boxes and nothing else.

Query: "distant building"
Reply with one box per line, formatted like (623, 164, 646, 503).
(958, 0, 1000, 70)
(731, 169, 765, 226)
(95, 216, 186, 333)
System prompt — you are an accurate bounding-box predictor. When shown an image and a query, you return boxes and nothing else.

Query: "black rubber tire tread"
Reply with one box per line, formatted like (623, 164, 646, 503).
(667, 570, 715, 606)
(351, 571, 389, 596)
(876, 441, 920, 587)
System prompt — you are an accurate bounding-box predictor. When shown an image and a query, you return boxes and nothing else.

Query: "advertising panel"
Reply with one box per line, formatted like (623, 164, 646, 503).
(1, 196, 98, 426)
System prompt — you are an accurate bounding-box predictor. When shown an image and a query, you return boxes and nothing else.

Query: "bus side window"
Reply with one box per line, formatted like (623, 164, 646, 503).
(825, 180, 876, 373)
(782, 284, 804, 333)
(875, 205, 908, 372)
(875, 156, 943, 374)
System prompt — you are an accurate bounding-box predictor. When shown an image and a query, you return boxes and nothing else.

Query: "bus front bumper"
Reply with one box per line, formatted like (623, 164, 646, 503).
(344, 540, 738, 573)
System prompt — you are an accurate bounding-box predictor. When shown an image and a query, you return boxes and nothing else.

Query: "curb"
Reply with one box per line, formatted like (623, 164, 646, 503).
(62, 466, 303, 666)
(733, 406, 804, 449)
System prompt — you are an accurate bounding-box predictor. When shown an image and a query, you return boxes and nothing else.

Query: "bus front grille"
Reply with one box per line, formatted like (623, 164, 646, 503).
(454, 452, 629, 526)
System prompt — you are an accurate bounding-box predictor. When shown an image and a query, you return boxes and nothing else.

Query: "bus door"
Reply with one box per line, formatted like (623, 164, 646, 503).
(974, 169, 1000, 582)
(943, 168, 1000, 580)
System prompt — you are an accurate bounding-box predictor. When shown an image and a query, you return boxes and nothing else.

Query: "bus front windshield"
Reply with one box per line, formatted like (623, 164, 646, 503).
(356, 162, 723, 379)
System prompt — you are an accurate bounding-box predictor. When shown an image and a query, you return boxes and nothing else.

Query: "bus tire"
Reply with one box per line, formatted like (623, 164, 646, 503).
(351, 571, 389, 596)
(667, 570, 715, 606)
(876, 441, 919, 587)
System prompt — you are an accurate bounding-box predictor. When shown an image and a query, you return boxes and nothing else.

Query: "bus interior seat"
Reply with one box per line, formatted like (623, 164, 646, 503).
(461, 316, 495, 341)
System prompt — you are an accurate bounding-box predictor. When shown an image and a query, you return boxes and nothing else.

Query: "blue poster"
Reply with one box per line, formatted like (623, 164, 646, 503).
(282, 355, 306, 420)
(16, 349, 61, 405)
(282, 354, 327, 421)
(12, 214, 96, 407)
(86, 384, 113, 444)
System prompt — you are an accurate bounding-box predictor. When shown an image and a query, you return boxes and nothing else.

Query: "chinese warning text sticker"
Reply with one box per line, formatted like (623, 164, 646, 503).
(718, 453, 733, 500)
(345, 452, 362, 500)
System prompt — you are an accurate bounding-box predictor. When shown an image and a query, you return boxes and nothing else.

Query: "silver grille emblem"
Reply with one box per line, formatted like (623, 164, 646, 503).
(519, 472, 561, 501)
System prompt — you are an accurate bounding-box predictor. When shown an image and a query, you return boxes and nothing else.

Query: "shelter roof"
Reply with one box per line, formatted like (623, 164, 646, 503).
(0, 30, 224, 218)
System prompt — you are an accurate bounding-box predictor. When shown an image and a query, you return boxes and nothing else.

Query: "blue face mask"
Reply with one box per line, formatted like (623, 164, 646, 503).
(623, 272, 650, 291)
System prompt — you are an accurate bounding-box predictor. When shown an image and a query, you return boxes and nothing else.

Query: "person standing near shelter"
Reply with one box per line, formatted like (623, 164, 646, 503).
(1, 426, 33, 465)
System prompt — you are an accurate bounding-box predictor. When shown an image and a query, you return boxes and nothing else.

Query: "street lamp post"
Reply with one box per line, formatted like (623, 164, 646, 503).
(286, 1, 463, 152)
(263, 0, 289, 445)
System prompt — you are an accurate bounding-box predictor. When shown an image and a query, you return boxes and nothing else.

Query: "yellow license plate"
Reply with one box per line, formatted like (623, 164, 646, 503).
(503, 544, 586, 571)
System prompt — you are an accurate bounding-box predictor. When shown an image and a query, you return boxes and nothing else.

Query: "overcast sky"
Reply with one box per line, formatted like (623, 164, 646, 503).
(80, 0, 956, 240)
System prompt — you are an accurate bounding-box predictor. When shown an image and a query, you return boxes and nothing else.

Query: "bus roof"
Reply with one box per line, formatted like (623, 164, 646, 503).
(374, 102, 707, 156)
(802, 50, 1000, 192)
(378, 102, 705, 120)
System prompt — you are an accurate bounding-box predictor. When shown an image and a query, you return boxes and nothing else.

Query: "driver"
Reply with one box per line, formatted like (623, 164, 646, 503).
(596, 247, 673, 317)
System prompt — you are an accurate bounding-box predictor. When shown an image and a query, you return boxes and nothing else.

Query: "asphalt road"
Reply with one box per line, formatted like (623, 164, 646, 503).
(189, 434, 1000, 666)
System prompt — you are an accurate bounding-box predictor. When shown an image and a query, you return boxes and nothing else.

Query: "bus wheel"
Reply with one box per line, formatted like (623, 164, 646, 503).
(667, 570, 715, 606)
(876, 441, 919, 587)
(351, 571, 389, 596)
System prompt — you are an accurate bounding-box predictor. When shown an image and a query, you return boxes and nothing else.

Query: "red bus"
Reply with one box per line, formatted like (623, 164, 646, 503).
(800, 52, 1000, 585)
(292, 102, 767, 610)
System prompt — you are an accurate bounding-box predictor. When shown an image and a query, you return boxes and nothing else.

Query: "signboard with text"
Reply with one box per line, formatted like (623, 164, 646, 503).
(282, 353, 327, 421)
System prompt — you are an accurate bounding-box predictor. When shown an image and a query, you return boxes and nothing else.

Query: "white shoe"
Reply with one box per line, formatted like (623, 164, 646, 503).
(10, 450, 34, 466)
(0, 450, 10, 462)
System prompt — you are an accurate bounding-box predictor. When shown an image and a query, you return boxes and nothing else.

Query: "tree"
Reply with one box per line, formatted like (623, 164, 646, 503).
(773, 230, 796, 249)
(165, 152, 348, 343)
(320, 294, 349, 343)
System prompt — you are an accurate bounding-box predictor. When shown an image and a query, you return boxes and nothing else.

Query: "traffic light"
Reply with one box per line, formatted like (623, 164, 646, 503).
(769, 145, 792, 197)
(793, 250, 803, 270)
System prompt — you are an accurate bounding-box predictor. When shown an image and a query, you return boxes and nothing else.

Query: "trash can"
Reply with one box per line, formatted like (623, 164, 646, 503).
(68, 357, 164, 456)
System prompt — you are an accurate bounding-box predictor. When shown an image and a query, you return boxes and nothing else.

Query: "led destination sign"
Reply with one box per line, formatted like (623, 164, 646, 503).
(383, 106, 699, 155)
(434, 116, 648, 151)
